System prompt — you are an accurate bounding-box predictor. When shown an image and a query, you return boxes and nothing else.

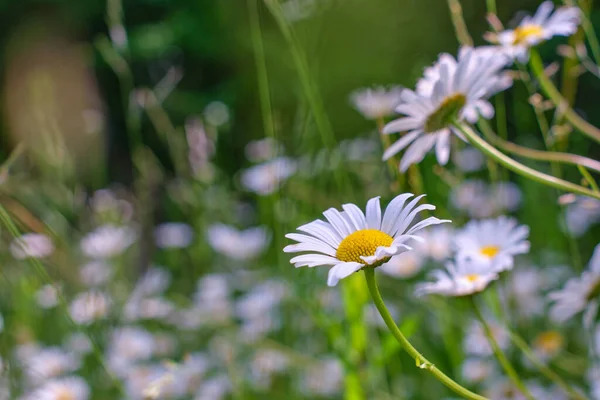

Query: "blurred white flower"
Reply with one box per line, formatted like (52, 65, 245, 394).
(65, 333, 92, 356)
(250, 348, 290, 389)
(79, 261, 113, 287)
(453, 146, 485, 172)
(417, 225, 454, 262)
(491, 182, 522, 213)
(298, 357, 343, 397)
(587, 364, 600, 400)
(454, 216, 530, 272)
(461, 358, 496, 384)
(194, 374, 231, 400)
(69, 291, 110, 325)
(154, 222, 194, 249)
(135, 267, 172, 297)
(531, 330, 564, 363)
(383, 47, 511, 171)
(245, 138, 282, 163)
(350, 86, 404, 120)
(21, 347, 80, 384)
(207, 224, 269, 260)
(27, 376, 90, 400)
(379, 251, 424, 279)
(10, 233, 54, 259)
(107, 327, 155, 377)
(415, 258, 498, 297)
(235, 280, 288, 321)
(240, 157, 297, 195)
(504, 267, 545, 318)
(240, 314, 281, 343)
(80, 225, 135, 259)
(338, 137, 379, 162)
(487, 1, 581, 62)
(549, 243, 600, 325)
(203, 101, 230, 127)
(137, 297, 176, 320)
(450, 180, 522, 218)
(90, 189, 134, 222)
(564, 196, 600, 237)
(464, 318, 509, 356)
(285, 193, 449, 286)
(35, 284, 60, 309)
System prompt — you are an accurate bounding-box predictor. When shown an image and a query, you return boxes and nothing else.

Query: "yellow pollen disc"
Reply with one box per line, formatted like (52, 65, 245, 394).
(424, 93, 467, 133)
(480, 245, 500, 258)
(534, 331, 563, 353)
(336, 229, 394, 264)
(465, 274, 480, 283)
(513, 24, 544, 45)
(56, 390, 75, 400)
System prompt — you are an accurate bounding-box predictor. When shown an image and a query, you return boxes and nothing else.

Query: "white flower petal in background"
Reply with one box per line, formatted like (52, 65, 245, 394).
(68, 291, 111, 325)
(350, 86, 404, 120)
(207, 224, 270, 261)
(80, 225, 136, 259)
(154, 222, 194, 249)
(10, 233, 54, 259)
(240, 157, 297, 195)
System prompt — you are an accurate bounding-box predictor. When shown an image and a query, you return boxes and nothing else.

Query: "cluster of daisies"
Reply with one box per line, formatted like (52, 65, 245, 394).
(351, 1, 580, 172)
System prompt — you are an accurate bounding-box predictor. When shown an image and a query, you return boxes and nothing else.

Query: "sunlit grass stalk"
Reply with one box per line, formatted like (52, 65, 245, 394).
(575, 0, 600, 63)
(478, 119, 600, 173)
(0, 205, 126, 395)
(507, 331, 588, 400)
(577, 165, 600, 193)
(485, 0, 496, 14)
(529, 49, 600, 144)
(452, 122, 600, 200)
(515, 61, 563, 178)
(445, 0, 473, 46)
(470, 296, 534, 400)
(364, 268, 488, 400)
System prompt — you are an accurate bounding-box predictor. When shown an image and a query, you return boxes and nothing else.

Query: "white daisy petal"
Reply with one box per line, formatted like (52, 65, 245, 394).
(327, 262, 363, 286)
(365, 197, 382, 230)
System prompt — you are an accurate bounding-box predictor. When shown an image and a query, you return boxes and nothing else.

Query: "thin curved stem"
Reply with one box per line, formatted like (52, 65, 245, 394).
(470, 297, 534, 400)
(364, 268, 488, 400)
(452, 122, 600, 200)
(529, 49, 600, 144)
(478, 119, 600, 174)
(507, 331, 588, 400)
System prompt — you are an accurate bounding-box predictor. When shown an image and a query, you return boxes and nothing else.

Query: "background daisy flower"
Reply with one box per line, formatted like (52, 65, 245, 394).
(415, 258, 498, 297)
(382, 47, 511, 171)
(284, 193, 450, 286)
(350, 86, 404, 120)
(454, 216, 530, 272)
(487, 1, 580, 62)
(548, 243, 600, 325)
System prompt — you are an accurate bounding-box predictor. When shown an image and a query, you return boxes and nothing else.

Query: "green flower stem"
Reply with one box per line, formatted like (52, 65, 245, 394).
(507, 331, 588, 400)
(477, 119, 600, 174)
(364, 268, 488, 400)
(452, 122, 600, 200)
(470, 297, 534, 400)
(529, 49, 600, 144)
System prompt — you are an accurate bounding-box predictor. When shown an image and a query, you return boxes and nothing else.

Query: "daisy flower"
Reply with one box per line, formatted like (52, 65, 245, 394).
(350, 86, 404, 120)
(284, 193, 450, 286)
(28, 376, 90, 400)
(415, 258, 498, 297)
(240, 157, 297, 195)
(10, 233, 54, 259)
(548, 243, 600, 325)
(454, 216, 530, 272)
(207, 224, 270, 260)
(382, 47, 511, 171)
(487, 1, 581, 62)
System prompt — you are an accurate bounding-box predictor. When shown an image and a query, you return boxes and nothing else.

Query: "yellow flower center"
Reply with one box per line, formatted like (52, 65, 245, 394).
(480, 245, 500, 258)
(534, 331, 563, 353)
(424, 93, 466, 133)
(336, 229, 394, 264)
(513, 24, 544, 45)
(465, 274, 480, 283)
(56, 390, 75, 400)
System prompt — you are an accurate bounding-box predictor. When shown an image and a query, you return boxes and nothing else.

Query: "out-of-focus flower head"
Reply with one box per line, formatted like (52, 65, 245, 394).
(207, 224, 270, 261)
(154, 222, 195, 249)
(10, 233, 54, 260)
(350, 86, 404, 120)
(80, 225, 136, 259)
(68, 291, 111, 325)
(240, 157, 297, 195)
